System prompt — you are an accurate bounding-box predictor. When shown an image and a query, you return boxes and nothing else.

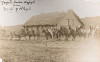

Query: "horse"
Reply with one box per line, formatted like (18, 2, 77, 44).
(42, 29, 52, 40)
(90, 26, 99, 38)
(79, 28, 87, 38)
(10, 29, 27, 41)
(28, 29, 36, 39)
(52, 28, 59, 39)
(57, 27, 66, 38)
(57, 26, 70, 40)
(95, 27, 100, 38)
(69, 28, 76, 41)
(75, 26, 84, 38)
(48, 28, 54, 39)
(86, 28, 92, 38)
(86, 26, 99, 38)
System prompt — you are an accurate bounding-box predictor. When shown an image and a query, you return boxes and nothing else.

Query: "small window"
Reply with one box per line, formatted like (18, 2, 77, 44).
(66, 19, 69, 25)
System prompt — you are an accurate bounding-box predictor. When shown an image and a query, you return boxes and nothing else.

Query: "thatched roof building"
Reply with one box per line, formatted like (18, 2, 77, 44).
(24, 10, 84, 29)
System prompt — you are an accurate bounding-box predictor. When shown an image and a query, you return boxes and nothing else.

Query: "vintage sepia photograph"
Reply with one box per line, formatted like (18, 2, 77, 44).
(0, 0, 100, 62)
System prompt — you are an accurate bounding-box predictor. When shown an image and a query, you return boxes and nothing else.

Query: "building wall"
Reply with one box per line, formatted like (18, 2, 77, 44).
(57, 12, 82, 30)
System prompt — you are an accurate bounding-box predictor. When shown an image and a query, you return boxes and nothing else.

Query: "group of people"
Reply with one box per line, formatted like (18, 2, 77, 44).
(9, 25, 100, 41)
(42, 25, 99, 40)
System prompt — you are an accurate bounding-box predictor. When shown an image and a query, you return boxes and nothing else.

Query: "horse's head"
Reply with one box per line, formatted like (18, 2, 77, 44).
(31, 29, 35, 33)
(42, 29, 45, 33)
(42, 29, 49, 34)
(20, 29, 25, 32)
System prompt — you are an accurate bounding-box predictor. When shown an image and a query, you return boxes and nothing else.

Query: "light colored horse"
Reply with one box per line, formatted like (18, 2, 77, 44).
(86, 29, 91, 38)
(48, 28, 54, 39)
(86, 26, 99, 38)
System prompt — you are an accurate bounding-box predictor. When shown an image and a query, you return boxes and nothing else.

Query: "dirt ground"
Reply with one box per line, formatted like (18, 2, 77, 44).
(0, 38, 100, 62)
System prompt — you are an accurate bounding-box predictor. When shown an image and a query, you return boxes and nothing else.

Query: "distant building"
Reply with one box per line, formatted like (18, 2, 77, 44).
(82, 16, 100, 29)
(2, 25, 23, 32)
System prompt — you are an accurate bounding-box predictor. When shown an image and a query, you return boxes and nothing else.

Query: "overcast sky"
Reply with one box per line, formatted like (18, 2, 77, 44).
(0, 0, 100, 26)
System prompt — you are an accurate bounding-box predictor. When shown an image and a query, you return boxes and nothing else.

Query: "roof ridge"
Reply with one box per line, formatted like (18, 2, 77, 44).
(71, 10, 84, 26)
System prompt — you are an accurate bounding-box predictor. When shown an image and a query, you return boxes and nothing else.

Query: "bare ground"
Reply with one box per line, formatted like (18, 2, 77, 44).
(0, 38, 100, 62)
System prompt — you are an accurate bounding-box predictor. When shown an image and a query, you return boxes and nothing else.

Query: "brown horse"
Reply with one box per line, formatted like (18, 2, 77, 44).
(42, 29, 52, 40)
(28, 29, 36, 39)
(57, 26, 77, 41)
(57, 26, 70, 40)
(69, 27, 76, 40)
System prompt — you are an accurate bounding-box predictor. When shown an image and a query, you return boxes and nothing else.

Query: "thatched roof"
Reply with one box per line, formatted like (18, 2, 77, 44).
(24, 10, 84, 26)
(24, 12, 66, 26)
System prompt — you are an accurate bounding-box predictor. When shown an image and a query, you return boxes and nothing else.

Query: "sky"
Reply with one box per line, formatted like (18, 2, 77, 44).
(0, 0, 100, 27)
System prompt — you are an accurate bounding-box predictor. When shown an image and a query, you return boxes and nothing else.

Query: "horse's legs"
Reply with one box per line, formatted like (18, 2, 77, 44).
(53, 34, 55, 39)
(45, 34, 48, 40)
(19, 36, 21, 41)
(88, 33, 90, 38)
(34, 35, 35, 39)
(29, 35, 31, 39)
(37, 34, 40, 39)
(25, 36, 27, 40)
(87, 33, 89, 38)
(51, 34, 53, 39)
(72, 35, 76, 41)
(57, 34, 59, 39)
(65, 35, 68, 41)
(37, 35, 39, 39)
(54, 33, 58, 39)
(56, 34, 59, 39)
(50, 34, 52, 39)
(11, 36, 13, 41)
(92, 32, 94, 38)
(10, 36, 13, 40)
(72, 36, 74, 41)
(46, 35, 48, 40)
